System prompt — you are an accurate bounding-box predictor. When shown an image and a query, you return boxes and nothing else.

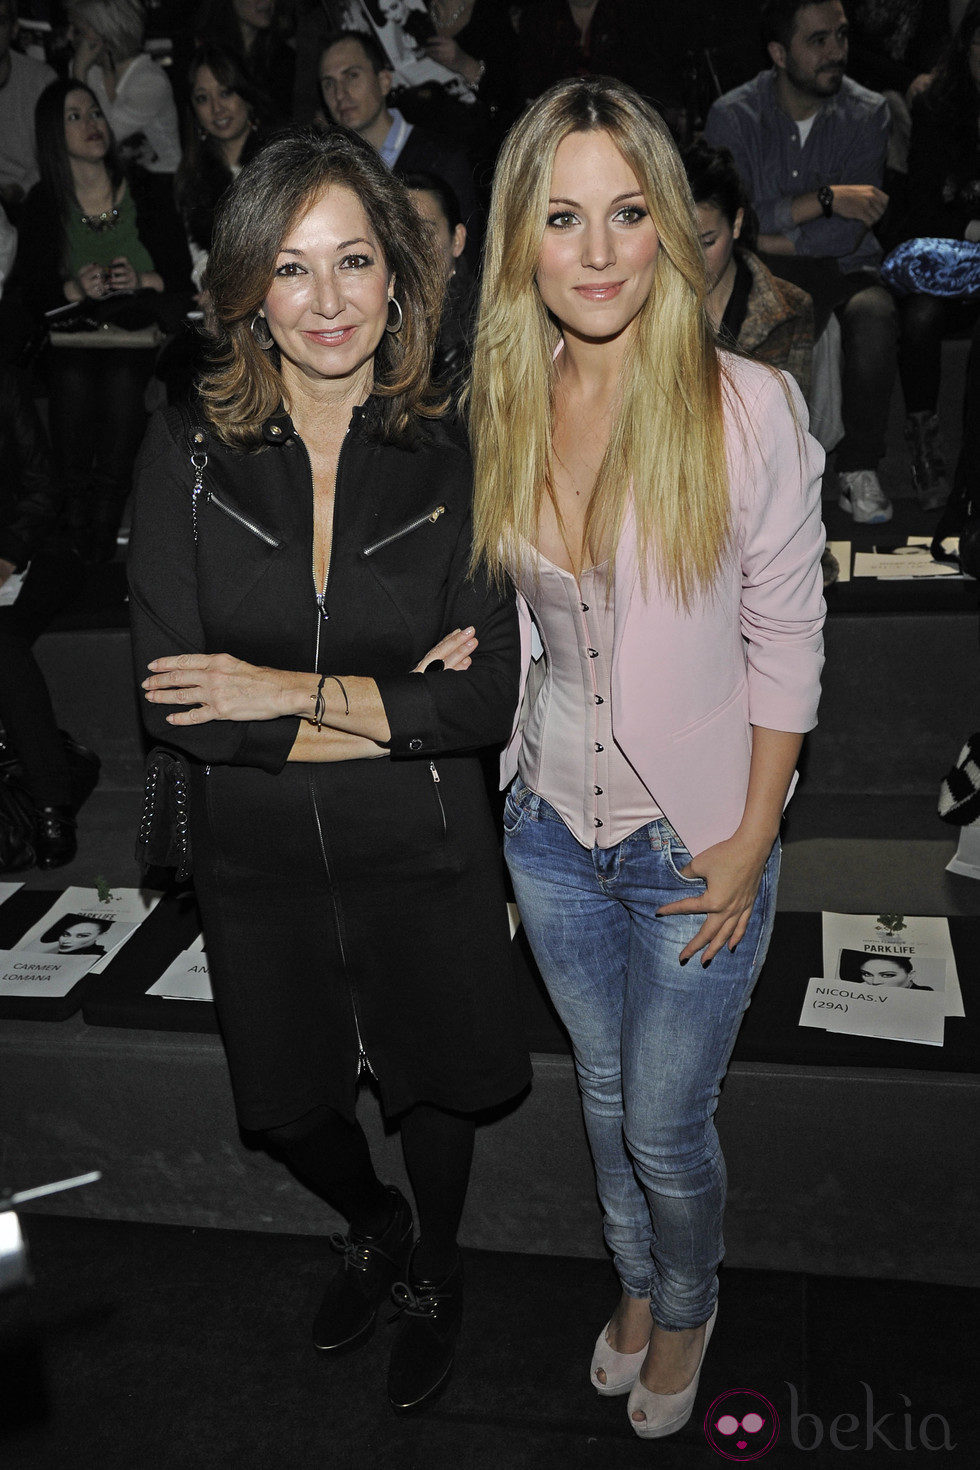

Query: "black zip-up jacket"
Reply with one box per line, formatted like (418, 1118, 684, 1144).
(127, 401, 520, 771)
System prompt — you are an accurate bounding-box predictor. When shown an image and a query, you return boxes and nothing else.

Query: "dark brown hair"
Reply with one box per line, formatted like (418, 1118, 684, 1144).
(200, 124, 445, 447)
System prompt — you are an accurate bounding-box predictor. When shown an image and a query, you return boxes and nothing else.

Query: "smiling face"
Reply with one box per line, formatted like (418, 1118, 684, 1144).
(57, 921, 103, 952)
(258, 185, 393, 393)
(64, 86, 109, 164)
(535, 129, 660, 347)
(319, 38, 391, 135)
(192, 65, 251, 148)
(771, 0, 849, 100)
(858, 957, 913, 988)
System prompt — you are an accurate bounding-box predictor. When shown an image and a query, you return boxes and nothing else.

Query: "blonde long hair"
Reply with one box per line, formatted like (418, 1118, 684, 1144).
(469, 78, 732, 606)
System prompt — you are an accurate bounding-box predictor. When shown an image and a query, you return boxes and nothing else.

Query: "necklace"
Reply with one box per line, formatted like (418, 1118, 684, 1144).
(428, 0, 470, 29)
(80, 204, 120, 233)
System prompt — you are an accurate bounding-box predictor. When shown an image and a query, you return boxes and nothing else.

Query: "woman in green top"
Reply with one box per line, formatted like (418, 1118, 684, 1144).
(12, 79, 191, 562)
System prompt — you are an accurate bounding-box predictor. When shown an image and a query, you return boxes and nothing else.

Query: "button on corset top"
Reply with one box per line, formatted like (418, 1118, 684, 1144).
(515, 553, 662, 849)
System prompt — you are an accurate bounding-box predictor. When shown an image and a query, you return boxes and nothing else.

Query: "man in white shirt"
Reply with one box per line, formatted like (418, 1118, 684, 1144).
(0, 0, 56, 212)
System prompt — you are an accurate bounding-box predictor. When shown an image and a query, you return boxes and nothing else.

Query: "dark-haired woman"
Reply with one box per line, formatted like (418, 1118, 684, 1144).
(895, 1, 980, 509)
(401, 169, 475, 392)
(12, 79, 191, 561)
(129, 125, 529, 1412)
(682, 138, 814, 401)
(196, 0, 294, 121)
(175, 45, 271, 292)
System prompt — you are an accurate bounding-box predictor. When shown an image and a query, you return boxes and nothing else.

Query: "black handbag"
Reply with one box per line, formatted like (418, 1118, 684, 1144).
(135, 746, 193, 880)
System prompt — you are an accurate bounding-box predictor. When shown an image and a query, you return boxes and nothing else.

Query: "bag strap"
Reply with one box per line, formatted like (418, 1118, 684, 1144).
(179, 414, 209, 543)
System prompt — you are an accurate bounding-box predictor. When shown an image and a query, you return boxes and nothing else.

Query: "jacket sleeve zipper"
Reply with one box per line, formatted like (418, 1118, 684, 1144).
(361, 503, 446, 557)
(207, 489, 282, 547)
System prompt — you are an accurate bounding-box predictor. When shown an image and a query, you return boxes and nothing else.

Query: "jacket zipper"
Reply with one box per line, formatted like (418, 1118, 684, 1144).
(207, 489, 282, 547)
(362, 503, 446, 557)
(429, 761, 447, 838)
(301, 423, 374, 1081)
(309, 772, 373, 1078)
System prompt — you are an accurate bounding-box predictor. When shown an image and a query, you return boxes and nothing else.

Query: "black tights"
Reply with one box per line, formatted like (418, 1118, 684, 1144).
(262, 1102, 475, 1280)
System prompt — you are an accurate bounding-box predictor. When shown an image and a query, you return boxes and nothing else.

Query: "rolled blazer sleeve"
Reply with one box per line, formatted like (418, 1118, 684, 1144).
(705, 85, 889, 264)
(128, 413, 300, 771)
(735, 369, 826, 733)
(376, 511, 521, 759)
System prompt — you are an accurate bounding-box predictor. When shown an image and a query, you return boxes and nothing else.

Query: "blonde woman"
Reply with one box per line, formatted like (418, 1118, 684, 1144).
(68, 0, 180, 174)
(469, 78, 826, 1438)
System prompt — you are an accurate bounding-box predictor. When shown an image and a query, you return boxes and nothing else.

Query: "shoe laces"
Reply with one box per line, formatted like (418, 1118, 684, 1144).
(389, 1280, 447, 1319)
(329, 1231, 371, 1273)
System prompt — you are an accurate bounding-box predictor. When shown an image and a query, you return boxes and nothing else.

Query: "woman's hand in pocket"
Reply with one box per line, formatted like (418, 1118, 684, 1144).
(657, 831, 772, 965)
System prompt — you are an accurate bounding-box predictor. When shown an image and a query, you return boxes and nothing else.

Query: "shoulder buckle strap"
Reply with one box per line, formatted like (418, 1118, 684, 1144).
(188, 425, 208, 543)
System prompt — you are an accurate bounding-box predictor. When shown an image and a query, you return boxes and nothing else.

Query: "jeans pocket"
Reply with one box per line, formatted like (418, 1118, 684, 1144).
(663, 838, 706, 886)
(502, 779, 529, 838)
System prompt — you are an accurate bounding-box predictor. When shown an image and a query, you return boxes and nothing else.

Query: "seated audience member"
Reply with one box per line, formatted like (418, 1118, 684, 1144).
(890, 1, 980, 510)
(11, 79, 192, 564)
(0, 364, 93, 871)
(68, 0, 181, 175)
(517, 0, 680, 111)
(402, 169, 475, 392)
(318, 29, 479, 251)
(176, 45, 272, 291)
(0, 0, 56, 215)
(683, 140, 843, 584)
(196, 0, 295, 121)
(845, 0, 949, 97)
(684, 138, 815, 399)
(706, 0, 898, 526)
(357, 0, 521, 148)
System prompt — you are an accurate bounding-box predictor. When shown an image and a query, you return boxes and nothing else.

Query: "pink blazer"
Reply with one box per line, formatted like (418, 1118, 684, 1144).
(502, 354, 827, 857)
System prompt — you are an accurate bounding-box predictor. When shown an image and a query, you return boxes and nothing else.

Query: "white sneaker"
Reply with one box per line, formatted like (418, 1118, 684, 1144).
(838, 470, 892, 524)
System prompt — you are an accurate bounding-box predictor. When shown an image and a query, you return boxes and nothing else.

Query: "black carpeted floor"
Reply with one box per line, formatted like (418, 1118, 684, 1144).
(0, 1215, 974, 1469)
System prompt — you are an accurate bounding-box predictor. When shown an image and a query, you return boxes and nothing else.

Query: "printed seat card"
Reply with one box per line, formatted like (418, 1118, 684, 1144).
(146, 936, 213, 1001)
(799, 912, 961, 1046)
(0, 886, 161, 997)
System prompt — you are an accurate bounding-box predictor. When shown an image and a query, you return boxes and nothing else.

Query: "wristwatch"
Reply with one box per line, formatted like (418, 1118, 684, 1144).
(817, 185, 834, 219)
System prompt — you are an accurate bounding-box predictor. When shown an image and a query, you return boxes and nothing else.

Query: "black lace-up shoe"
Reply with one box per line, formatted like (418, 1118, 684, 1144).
(34, 805, 77, 869)
(387, 1250, 463, 1411)
(312, 1187, 413, 1355)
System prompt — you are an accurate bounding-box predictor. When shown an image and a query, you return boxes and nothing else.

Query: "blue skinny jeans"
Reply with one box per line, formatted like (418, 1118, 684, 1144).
(504, 777, 779, 1330)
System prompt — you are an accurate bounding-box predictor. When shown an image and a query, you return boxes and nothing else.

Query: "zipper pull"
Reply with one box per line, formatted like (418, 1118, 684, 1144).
(315, 592, 329, 622)
(428, 504, 446, 523)
(429, 761, 440, 783)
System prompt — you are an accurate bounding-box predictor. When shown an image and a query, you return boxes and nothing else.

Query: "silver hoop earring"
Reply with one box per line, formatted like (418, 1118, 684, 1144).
(250, 313, 274, 350)
(386, 297, 403, 335)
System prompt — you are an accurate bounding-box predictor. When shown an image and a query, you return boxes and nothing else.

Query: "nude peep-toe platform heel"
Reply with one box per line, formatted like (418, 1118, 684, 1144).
(626, 1303, 718, 1438)
(589, 1322, 650, 1397)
